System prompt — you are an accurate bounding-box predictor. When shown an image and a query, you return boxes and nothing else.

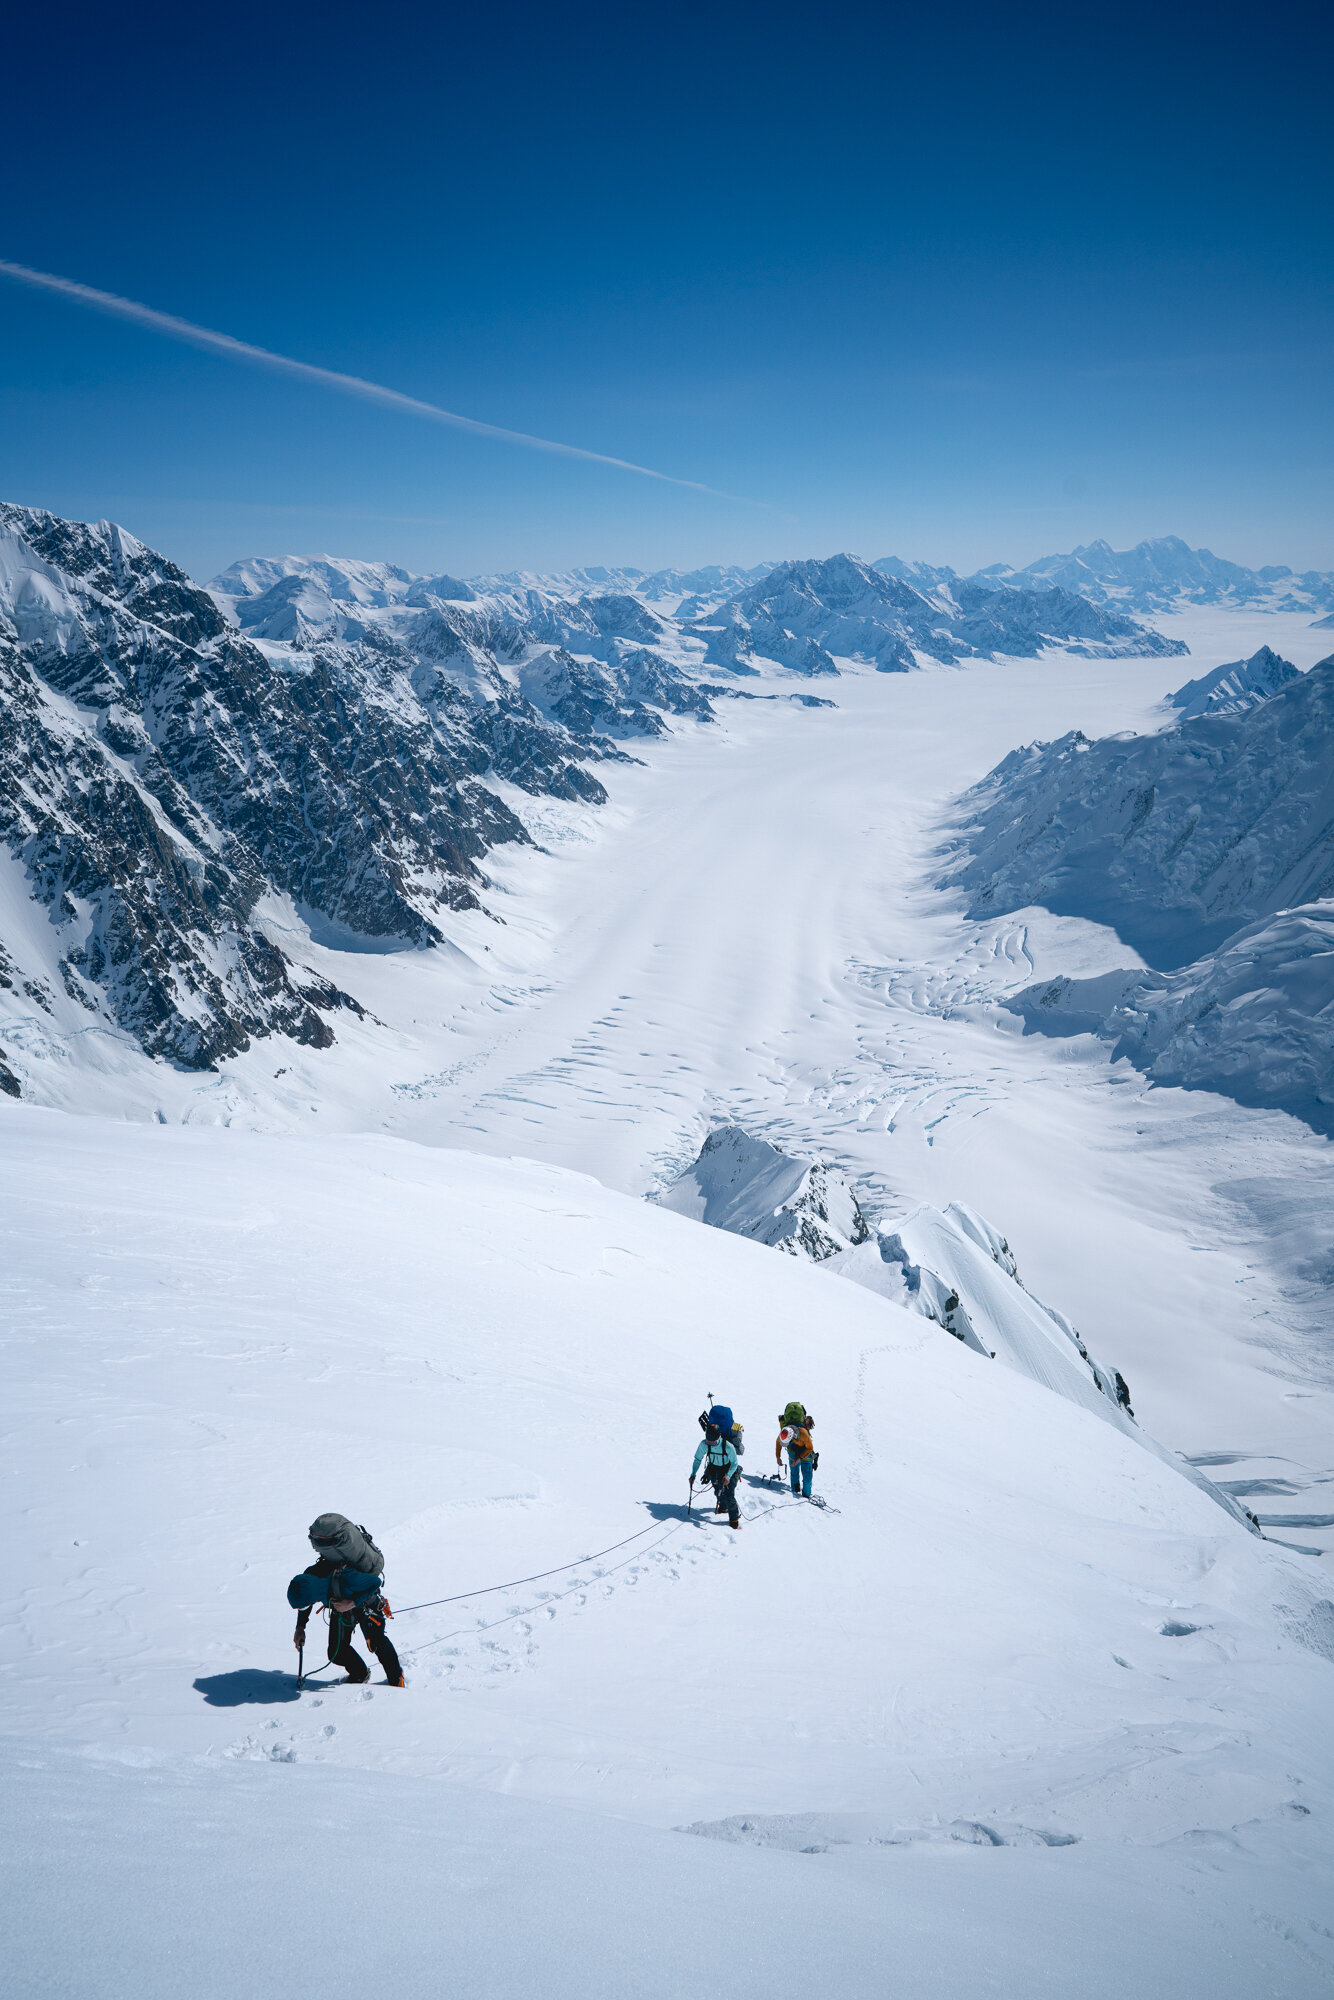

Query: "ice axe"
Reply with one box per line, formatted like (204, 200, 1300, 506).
(297, 1638, 305, 1689)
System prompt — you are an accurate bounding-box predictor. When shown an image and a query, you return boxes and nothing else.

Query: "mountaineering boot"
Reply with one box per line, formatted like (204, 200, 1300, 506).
(387, 1673, 406, 1687)
(729, 1517, 741, 1530)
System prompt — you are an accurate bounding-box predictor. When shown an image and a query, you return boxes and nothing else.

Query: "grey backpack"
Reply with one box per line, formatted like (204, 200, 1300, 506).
(308, 1513, 385, 1578)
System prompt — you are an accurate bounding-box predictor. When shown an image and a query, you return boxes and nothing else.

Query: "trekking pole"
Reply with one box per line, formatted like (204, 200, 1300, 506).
(297, 1639, 305, 1689)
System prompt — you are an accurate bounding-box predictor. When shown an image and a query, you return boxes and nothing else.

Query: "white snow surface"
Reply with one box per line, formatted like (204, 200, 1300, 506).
(4, 1106, 1334, 1996)
(7, 599, 1334, 1990)
(838, 1202, 1123, 1409)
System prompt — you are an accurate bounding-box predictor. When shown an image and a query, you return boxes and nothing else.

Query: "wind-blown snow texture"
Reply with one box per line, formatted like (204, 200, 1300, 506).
(5, 1113, 1334, 1998)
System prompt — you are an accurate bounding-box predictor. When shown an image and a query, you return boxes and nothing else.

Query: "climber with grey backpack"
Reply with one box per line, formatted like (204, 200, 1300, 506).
(287, 1513, 405, 1687)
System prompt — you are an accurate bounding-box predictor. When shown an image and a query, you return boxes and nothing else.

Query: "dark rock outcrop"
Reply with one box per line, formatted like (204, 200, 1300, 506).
(0, 504, 616, 1070)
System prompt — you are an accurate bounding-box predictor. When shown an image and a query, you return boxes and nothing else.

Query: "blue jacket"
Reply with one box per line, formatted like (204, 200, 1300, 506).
(692, 1437, 738, 1480)
(287, 1566, 382, 1611)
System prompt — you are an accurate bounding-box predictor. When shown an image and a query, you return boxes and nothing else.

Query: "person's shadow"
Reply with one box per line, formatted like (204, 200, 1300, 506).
(641, 1499, 695, 1522)
(194, 1669, 302, 1706)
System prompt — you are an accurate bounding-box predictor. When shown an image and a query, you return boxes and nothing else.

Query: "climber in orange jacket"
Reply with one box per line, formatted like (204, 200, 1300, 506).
(776, 1403, 816, 1500)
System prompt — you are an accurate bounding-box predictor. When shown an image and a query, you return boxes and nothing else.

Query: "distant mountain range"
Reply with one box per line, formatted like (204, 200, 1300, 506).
(993, 536, 1334, 614)
(211, 545, 1193, 671)
(1, 502, 1326, 1095)
(208, 534, 1334, 670)
(212, 535, 1334, 625)
(876, 536, 1334, 615)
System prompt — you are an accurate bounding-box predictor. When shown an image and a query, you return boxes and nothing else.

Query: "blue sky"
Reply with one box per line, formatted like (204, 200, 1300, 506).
(1, 0, 1330, 580)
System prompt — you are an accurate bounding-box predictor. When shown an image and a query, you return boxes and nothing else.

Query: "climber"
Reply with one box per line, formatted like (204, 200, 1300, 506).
(777, 1402, 817, 1499)
(287, 1512, 405, 1686)
(691, 1421, 741, 1529)
(697, 1401, 744, 1460)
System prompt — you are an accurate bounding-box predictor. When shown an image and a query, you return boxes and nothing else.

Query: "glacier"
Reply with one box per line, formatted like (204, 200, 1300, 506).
(6, 505, 1334, 1997)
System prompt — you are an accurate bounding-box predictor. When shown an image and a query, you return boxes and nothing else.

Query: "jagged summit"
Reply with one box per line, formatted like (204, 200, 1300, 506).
(657, 1125, 872, 1261)
(1167, 643, 1299, 719)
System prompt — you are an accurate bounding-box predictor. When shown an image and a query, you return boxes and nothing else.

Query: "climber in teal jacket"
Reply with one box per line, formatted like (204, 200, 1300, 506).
(691, 1423, 741, 1529)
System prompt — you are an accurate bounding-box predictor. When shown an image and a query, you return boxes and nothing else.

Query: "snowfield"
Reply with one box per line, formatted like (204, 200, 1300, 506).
(5, 545, 1334, 1994)
(4, 1106, 1334, 1996)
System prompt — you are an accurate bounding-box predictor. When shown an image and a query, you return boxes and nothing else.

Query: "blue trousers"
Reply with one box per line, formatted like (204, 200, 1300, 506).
(789, 1455, 813, 1498)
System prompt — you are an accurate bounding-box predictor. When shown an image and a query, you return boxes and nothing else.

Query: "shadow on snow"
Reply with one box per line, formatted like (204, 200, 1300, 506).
(194, 1669, 303, 1706)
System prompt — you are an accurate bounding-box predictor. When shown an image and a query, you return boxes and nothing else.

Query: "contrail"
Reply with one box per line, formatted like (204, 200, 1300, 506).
(0, 257, 748, 502)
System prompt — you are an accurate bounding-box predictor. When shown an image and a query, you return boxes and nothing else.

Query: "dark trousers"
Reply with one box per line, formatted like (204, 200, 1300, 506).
(329, 1602, 402, 1683)
(705, 1464, 740, 1524)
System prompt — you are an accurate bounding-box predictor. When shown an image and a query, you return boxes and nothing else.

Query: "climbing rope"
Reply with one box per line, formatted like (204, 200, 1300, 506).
(405, 1520, 690, 1659)
(392, 1518, 686, 1616)
(395, 1483, 801, 1643)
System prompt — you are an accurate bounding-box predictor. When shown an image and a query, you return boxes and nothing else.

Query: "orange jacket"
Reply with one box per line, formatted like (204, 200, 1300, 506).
(777, 1424, 813, 1464)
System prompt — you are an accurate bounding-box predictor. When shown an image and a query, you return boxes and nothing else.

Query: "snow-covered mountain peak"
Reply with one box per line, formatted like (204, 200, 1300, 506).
(1167, 643, 1300, 719)
(209, 551, 418, 610)
(657, 1125, 872, 1260)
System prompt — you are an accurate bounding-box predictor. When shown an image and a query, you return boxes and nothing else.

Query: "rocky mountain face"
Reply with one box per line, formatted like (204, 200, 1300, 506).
(1167, 645, 1300, 720)
(0, 505, 629, 1080)
(1007, 903, 1334, 1137)
(0, 507, 1265, 1095)
(947, 654, 1334, 968)
(951, 651, 1334, 1135)
(683, 554, 1186, 673)
(656, 1126, 873, 1261)
(215, 547, 1186, 683)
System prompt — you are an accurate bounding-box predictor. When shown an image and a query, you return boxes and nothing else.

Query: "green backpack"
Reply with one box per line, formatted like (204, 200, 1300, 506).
(780, 1401, 808, 1428)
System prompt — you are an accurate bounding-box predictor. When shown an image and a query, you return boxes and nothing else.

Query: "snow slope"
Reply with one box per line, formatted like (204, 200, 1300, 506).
(5, 1104, 1334, 1996)
(1007, 902, 1334, 1137)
